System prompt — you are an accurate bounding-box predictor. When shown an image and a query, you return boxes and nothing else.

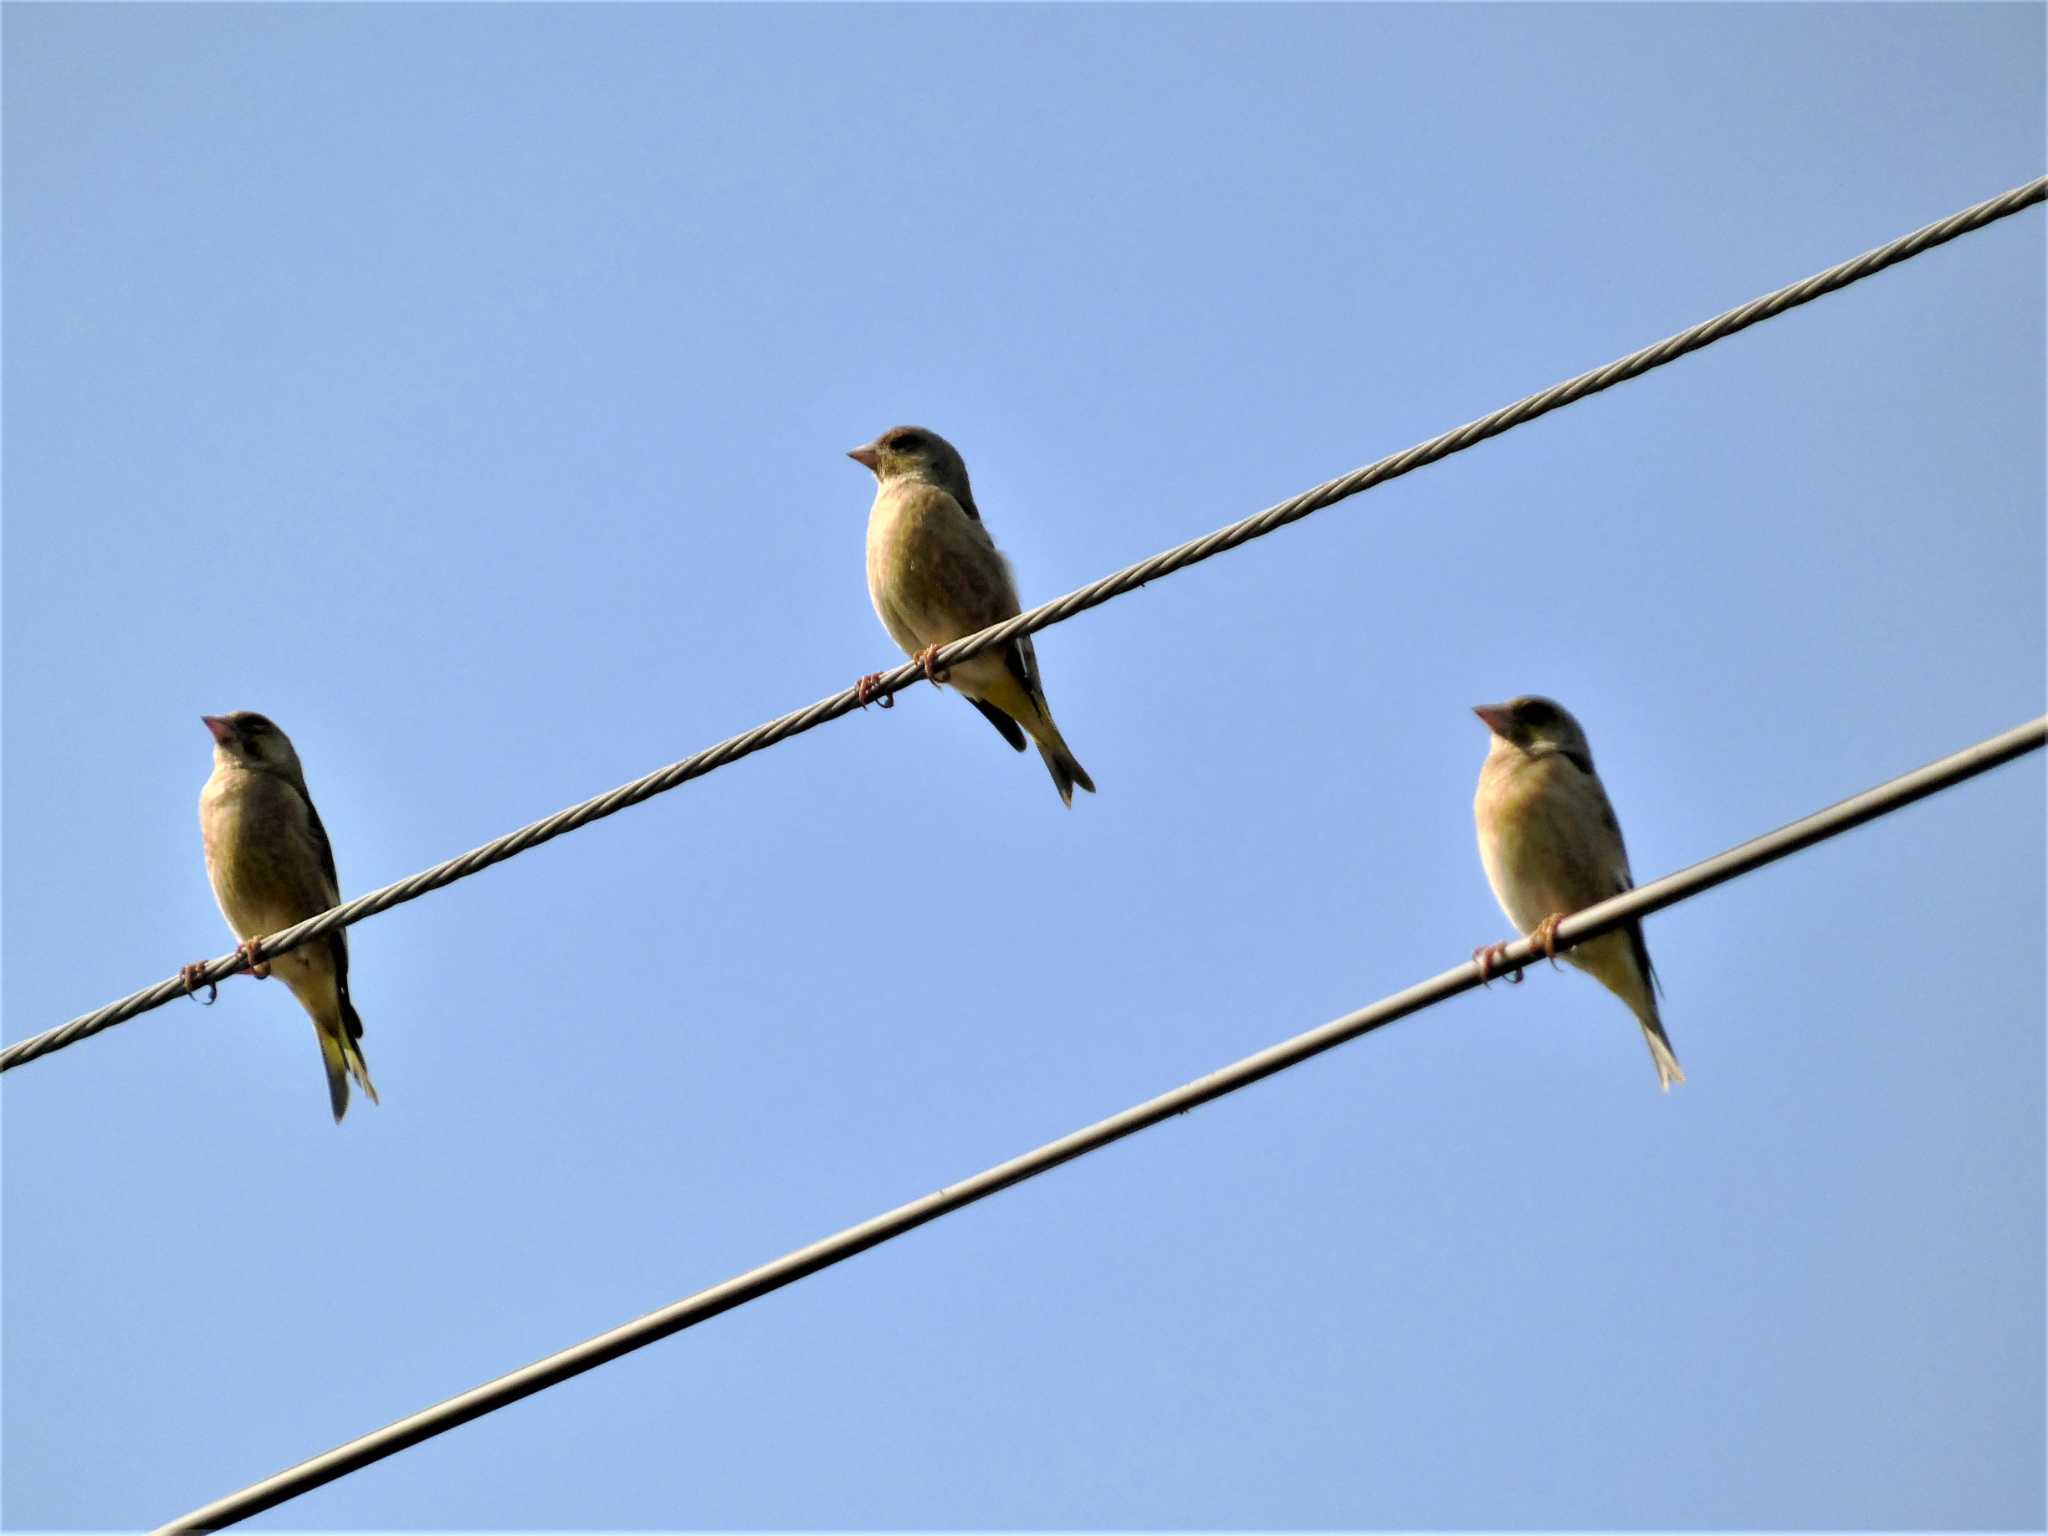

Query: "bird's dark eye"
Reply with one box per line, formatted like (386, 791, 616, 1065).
(1516, 700, 1557, 728)
(887, 431, 923, 453)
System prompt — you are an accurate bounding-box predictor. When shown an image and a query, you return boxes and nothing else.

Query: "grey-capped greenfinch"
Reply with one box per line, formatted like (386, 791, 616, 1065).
(1473, 696, 1684, 1091)
(851, 426, 1095, 806)
(192, 712, 378, 1121)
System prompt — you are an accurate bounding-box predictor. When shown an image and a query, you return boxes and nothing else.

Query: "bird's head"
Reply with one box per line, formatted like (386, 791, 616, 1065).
(847, 426, 978, 517)
(1473, 696, 1595, 769)
(203, 711, 305, 780)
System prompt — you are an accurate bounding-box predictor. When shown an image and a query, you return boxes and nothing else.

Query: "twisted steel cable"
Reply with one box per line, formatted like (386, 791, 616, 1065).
(6, 175, 2041, 1075)
(152, 715, 2048, 1533)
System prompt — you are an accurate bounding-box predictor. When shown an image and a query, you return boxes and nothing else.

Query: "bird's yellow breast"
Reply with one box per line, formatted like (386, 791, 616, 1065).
(1474, 751, 1601, 930)
(865, 480, 1014, 650)
(200, 770, 330, 942)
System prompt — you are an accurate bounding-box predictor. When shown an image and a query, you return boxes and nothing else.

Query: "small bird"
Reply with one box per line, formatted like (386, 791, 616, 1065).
(188, 712, 379, 1122)
(850, 426, 1095, 806)
(1471, 696, 1684, 1091)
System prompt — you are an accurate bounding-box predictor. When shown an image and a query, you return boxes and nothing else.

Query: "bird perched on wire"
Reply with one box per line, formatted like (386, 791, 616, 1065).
(1471, 696, 1684, 1091)
(849, 425, 1096, 806)
(187, 712, 379, 1122)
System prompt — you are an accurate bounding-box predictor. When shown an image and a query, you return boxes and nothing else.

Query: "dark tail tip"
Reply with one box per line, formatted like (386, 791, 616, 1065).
(1044, 747, 1095, 806)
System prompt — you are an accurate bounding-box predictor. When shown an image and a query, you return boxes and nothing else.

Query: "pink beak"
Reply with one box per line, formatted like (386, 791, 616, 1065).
(1473, 704, 1513, 736)
(202, 714, 235, 744)
(847, 443, 880, 472)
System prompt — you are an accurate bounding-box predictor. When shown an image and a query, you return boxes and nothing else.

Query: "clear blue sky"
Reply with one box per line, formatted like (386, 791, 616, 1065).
(4, 6, 2042, 1531)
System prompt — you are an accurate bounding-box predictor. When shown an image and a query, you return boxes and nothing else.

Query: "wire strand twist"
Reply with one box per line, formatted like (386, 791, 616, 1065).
(5, 174, 2041, 1075)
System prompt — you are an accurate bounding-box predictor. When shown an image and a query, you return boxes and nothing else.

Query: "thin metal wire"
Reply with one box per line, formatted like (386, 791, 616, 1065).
(151, 714, 2047, 1535)
(7, 175, 2042, 1076)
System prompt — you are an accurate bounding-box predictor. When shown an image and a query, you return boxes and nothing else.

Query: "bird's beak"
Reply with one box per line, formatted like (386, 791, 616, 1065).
(1472, 704, 1513, 736)
(202, 714, 236, 745)
(847, 443, 880, 472)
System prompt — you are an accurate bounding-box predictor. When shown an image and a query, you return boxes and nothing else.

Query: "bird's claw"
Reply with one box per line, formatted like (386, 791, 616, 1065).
(1473, 941, 1522, 987)
(855, 672, 894, 710)
(238, 941, 271, 980)
(913, 645, 949, 687)
(180, 963, 218, 1006)
(1533, 914, 1567, 970)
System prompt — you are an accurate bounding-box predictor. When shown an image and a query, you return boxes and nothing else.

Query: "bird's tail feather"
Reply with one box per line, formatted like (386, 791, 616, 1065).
(1033, 732, 1095, 807)
(316, 1023, 351, 1123)
(1637, 1012, 1686, 1093)
(1571, 933, 1682, 1093)
(969, 672, 1095, 807)
(1018, 689, 1093, 806)
(344, 1033, 380, 1106)
(316, 1019, 379, 1123)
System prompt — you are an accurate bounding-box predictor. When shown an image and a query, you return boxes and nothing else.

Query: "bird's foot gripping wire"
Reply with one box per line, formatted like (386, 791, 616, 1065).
(1532, 914, 1568, 970)
(913, 645, 949, 686)
(855, 673, 894, 710)
(180, 963, 218, 1006)
(237, 941, 272, 981)
(1472, 942, 1523, 987)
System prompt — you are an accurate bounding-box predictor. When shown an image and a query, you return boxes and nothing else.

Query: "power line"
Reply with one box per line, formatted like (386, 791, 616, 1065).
(6, 175, 2041, 1077)
(152, 714, 2046, 1535)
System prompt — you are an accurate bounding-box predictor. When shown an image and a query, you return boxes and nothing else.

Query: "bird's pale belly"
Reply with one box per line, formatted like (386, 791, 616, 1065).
(203, 801, 315, 943)
(866, 494, 1011, 647)
(1478, 773, 1592, 932)
(866, 515, 941, 649)
(1485, 828, 1577, 933)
